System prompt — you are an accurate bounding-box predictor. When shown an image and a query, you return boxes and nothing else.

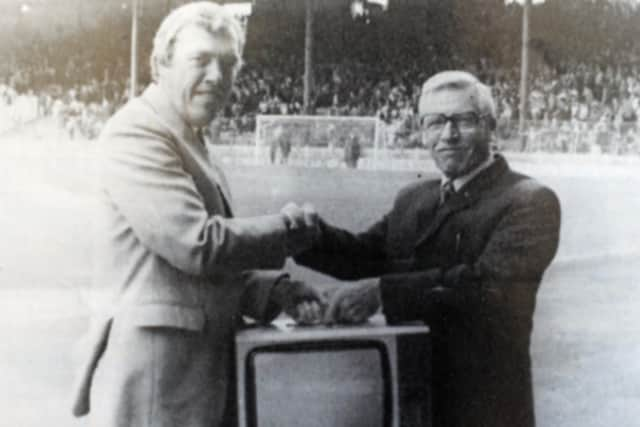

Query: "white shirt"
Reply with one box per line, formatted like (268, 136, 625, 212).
(441, 155, 495, 192)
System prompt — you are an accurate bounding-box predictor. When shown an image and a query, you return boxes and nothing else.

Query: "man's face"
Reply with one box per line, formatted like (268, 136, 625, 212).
(158, 25, 239, 127)
(421, 87, 492, 179)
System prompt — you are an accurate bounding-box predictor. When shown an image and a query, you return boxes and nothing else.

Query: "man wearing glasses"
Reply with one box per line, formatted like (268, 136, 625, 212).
(295, 71, 561, 427)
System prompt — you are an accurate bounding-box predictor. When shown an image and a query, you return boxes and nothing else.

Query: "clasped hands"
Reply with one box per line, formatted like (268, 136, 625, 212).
(277, 202, 380, 325)
(280, 202, 320, 255)
(272, 278, 381, 326)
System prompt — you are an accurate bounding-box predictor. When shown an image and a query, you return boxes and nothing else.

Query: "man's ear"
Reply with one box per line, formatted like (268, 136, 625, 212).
(155, 55, 172, 80)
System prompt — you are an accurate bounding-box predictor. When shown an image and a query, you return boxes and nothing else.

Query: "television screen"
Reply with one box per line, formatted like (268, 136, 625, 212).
(236, 319, 430, 427)
(249, 343, 388, 427)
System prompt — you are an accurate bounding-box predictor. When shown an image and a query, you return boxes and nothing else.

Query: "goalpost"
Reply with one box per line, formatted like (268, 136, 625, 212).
(254, 114, 384, 167)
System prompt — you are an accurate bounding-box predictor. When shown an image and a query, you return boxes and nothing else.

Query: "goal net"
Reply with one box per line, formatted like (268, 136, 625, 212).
(254, 114, 383, 167)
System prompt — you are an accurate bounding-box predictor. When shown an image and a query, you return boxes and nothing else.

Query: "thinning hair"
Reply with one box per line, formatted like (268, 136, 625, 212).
(150, 1, 245, 82)
(418, 71, 497, 127)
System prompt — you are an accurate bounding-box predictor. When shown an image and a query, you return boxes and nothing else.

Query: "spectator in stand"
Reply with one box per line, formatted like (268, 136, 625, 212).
(619, 94, 638, 136)
(5, 3, 640, 153)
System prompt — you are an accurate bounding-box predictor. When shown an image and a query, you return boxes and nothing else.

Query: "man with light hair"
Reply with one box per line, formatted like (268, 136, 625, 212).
(296, 70, 562, 427)
(70, 3, 322, 427)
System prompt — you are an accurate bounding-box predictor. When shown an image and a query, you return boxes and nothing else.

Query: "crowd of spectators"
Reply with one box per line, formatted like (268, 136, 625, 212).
(1, 38, 129, 140)
(2, 5, 640, 156)
(192, 48, 640, 155)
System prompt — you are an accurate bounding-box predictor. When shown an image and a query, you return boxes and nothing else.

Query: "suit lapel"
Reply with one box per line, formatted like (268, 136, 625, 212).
(414, 155, 509, 248)
(182, 129, 235, 217)
(208, 160, 234, 214)
(140, 84, 234, 217)
(413, 181, 440, 232)
(200, 131, 234, 211)
(414, 188, 472, 249)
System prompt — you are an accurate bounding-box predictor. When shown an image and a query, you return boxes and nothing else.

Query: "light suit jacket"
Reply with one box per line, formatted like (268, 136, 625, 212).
(71, 84, 291, 425)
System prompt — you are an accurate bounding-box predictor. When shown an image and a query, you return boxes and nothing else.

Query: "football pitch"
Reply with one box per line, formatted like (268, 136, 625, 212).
(0, 139, 639, 426)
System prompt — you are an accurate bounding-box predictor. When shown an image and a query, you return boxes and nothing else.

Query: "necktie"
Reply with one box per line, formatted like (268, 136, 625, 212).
(440, 181, 455, 205)
(195, 127, 207, 147)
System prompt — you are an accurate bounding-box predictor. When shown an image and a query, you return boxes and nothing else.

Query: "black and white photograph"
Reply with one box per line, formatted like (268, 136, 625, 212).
(0, 0, 638, 426)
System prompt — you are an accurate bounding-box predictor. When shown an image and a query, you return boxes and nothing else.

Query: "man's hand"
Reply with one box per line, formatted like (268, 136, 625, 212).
(323, 279, 381, 325)
(281, 202, 320, 255)
(442, 264, 479, 288)
(270, 277, 325, 325)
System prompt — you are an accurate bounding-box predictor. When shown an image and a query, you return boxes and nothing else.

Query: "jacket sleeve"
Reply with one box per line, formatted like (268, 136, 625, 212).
(294, 215, 389, 280)
(380, 184, 561, 323)
(100, 124, 290, 276)
(295, 181, 426, 279)
(238, 270, 287, 324)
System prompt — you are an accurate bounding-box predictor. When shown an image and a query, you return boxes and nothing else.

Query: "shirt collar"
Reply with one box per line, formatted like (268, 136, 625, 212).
(441, 154, 495, 192)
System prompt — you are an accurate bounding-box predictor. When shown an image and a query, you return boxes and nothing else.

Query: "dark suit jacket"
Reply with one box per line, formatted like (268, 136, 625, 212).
(296, 155, 561, 427)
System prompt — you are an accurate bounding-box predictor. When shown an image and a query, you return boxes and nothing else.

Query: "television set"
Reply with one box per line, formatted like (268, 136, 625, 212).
(235, 316, 431, 427)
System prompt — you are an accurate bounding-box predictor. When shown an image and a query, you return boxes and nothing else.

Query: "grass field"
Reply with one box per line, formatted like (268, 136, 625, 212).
(0, 134, 639, 426)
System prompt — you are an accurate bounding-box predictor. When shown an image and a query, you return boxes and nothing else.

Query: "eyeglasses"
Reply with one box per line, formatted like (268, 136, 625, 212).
(421, 112, 487, 133)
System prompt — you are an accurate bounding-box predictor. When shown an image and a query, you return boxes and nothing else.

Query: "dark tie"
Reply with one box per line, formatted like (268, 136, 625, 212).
(195, 128, 207, 147)
(440, 181, 455, 205)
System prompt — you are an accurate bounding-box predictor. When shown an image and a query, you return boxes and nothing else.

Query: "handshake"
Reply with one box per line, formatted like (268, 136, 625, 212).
(280, 202, 321, 256)
(276, 203, 381, 325)
(271, 278, 382, 326)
